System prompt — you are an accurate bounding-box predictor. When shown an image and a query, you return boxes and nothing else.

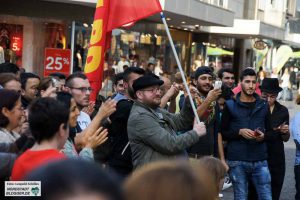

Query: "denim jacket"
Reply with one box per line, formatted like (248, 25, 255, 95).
(291, 112, 300, 165)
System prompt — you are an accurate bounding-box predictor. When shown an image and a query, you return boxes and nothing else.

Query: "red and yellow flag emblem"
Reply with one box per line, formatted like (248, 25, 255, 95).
(85, 0, 162, 101)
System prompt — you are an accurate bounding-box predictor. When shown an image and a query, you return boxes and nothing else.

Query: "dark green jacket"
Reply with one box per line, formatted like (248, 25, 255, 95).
(128, 99, 199, 168)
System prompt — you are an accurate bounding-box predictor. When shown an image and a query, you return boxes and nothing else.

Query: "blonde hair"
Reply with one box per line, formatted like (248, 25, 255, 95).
(124, 161, 216, 200)
(198, 156, 226, 192)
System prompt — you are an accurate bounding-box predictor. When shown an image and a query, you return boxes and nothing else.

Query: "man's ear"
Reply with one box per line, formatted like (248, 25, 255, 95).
(123, 82, 129, 90)
(136, 91, 142, 100)
(58, 123, 68, 138)
(21, 88, 26, 96)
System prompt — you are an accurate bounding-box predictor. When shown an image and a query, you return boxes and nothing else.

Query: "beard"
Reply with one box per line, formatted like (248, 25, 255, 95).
(196, 83, 211, 95)
(144, 98, 161, 109)
(241, 85, 254, 97)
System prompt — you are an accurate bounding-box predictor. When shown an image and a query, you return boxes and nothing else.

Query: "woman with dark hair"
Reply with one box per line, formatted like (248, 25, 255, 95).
(19, 159, 123, 200)
(0, 89, 24, 143)
(56, 92, 114, 161)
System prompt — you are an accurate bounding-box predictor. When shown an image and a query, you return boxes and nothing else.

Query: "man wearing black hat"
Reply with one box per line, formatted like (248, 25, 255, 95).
(127, 74, 206, 168)
(187, 66, 222, 158)
(248, 78, 290, 200)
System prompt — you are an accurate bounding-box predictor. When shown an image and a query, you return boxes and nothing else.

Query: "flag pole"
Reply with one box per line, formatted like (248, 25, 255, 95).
(160, 12, 201, 124)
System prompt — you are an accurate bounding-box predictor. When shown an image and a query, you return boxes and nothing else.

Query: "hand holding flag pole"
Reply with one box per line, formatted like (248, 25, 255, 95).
(160, 12, 201, 124)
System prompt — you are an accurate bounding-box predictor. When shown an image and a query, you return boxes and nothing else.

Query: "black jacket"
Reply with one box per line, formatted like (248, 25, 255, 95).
(221, 93, 270, 161)
(265, 101, 289, 167)
(107, 99, 134, 176)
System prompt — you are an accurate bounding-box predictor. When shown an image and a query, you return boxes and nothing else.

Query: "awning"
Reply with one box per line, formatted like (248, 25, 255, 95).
(292, 51, 300, 58)
(207, 47, 233, 56)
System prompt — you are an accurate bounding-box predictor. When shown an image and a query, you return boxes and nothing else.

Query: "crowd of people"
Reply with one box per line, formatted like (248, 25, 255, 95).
(0, 59, 299, 200)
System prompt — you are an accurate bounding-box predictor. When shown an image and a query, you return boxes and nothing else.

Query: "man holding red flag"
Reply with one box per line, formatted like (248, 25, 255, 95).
(84, 0, 162, 101)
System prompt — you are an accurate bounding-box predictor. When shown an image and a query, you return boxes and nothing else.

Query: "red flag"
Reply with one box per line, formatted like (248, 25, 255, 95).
(84, 0, 162, 101)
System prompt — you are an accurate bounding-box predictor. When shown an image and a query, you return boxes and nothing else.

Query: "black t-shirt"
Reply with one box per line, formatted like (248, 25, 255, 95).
(243, 101, 256, 112)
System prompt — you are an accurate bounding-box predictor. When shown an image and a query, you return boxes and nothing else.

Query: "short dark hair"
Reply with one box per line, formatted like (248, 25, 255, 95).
(218, 68, 234, 79)
(0, 73, 20, 88)
(219, 85, 233, 100)
(113, 73, 124, 85)
(49, 72, 66, 80)
(123, 67, 145, 83)
(66, 72, 87, 88)
(56, 92, 73, 109)
(240, 68, 257, 81)
(22, 159, 123, 200)
(28, 98, 69, 143)
(0, 89, 21, 127)
(20, 73, 40, 90)
(0, 63, 20, 74)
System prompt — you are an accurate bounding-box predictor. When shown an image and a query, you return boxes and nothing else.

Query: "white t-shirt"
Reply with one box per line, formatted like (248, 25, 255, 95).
(117, 60, 130, 73)
(77, 111, 91, 131)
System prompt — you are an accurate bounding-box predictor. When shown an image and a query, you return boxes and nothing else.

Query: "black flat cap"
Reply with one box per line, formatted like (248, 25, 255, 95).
(133, 74, 164, 93)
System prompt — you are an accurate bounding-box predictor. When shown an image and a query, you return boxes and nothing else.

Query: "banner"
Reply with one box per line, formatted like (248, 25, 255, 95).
(85, 0, 162, 101)
(275, 45, 293, 74)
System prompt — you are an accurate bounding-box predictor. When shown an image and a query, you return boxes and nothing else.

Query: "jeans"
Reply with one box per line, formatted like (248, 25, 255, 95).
(295, 165, 300, 200)
(228, 160, 272, 200)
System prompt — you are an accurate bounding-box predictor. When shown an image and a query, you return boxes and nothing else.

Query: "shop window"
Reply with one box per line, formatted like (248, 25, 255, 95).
(45, 23, 66, 49)
(0, 23, 23, 66)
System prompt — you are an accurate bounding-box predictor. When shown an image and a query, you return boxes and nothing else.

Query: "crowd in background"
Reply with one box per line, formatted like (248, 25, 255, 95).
(0, 55, 300, 200)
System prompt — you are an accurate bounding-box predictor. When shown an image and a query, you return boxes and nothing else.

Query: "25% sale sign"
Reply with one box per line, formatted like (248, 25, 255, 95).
(44, 48, 71, 77)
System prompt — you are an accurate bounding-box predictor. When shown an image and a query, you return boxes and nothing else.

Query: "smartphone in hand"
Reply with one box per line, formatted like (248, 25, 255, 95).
(214, 80, 222, 90)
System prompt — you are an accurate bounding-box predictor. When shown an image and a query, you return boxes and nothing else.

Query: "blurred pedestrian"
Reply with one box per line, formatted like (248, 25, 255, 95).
(37, 77, 60, 98)
(260, 78, 289, 200)
(124, 160, 216, 200)
(290, 94, 300, 200)
(19, 159, 123, 200)
(20, 72, 40, 108)
(0, 73, 21, 93)
(66, 72, 92, 131)
(198, 156, 226, 199)
(0, 62, 20, 78)
(57, 92, 112, 161)
(99, 67, 145, 179)
(11, 98, 69, 180)
(49, 72, 67, 92)
(217, 68, 235, 90)
(0, 89, 23, 143)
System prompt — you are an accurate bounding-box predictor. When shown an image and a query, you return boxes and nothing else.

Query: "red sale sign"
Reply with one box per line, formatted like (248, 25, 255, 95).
(44, 48, 71, 77)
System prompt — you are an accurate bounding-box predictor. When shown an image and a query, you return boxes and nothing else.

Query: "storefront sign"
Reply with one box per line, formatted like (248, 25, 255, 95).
(253, 40, 267, 50)
(44, 48, 71, 77)
(0, 23, 23, 66)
